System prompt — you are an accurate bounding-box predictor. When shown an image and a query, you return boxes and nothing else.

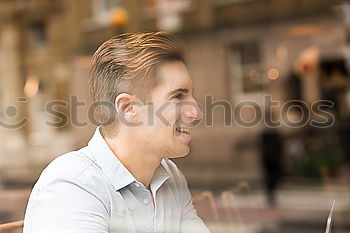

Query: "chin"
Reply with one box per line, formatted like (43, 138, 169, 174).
(169, 145, 190, 158)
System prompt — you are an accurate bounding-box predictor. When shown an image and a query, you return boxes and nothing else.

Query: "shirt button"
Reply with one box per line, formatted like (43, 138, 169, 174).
(134, 183, 140, 187)
(143, 199, 149, 204)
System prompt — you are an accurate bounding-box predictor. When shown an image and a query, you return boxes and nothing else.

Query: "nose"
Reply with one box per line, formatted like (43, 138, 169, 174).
(182, 100, 203, 124)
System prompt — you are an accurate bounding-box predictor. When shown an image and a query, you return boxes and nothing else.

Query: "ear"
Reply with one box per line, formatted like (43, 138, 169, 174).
(115, 93, 137, 121)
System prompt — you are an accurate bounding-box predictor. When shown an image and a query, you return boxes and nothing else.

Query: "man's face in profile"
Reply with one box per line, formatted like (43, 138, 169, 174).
(134, 61, 203, 159)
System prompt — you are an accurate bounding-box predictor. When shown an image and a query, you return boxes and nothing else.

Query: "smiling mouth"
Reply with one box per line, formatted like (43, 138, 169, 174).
(175, 127, 190, 135)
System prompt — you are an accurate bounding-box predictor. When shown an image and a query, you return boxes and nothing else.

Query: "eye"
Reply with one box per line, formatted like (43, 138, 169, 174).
(173, 93, 184, 100)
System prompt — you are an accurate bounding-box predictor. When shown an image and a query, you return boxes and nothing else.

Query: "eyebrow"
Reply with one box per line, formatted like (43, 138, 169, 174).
(167, 88, 191, 97)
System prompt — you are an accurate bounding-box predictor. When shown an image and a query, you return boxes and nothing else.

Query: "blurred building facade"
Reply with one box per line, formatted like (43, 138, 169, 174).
(0, 0, 348, 191)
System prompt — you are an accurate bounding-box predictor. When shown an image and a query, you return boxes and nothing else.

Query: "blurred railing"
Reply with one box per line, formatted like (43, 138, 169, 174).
(194, 181, 263, 233)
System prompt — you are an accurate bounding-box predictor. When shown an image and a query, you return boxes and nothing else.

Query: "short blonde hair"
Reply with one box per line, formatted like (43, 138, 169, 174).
(89, 32, 184, 137)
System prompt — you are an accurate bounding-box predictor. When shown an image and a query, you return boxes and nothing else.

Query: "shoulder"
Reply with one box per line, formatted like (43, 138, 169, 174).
(37, 149, 92, 183)
(24, 149, 111, 232)
(33, 147, 108, 198)
(28, 148, 112, 212)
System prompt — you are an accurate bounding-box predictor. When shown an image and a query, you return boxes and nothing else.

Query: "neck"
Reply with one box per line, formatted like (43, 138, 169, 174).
(103, 132, 162, 189)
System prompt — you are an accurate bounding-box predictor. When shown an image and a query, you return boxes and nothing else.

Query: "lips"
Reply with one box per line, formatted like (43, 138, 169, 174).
(175, 126, 192, 142)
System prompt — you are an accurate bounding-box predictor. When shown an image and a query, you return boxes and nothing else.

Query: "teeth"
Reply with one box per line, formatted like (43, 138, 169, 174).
(176, 127, 190, 134)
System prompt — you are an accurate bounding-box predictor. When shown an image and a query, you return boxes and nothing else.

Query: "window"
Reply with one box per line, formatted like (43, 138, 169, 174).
(229, 41, 264, 96)
(91, 0, 120, 18)
(28, 21, 47, 49)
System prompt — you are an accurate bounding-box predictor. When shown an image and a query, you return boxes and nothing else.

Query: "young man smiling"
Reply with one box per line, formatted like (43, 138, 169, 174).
(23, 32, 210, 233)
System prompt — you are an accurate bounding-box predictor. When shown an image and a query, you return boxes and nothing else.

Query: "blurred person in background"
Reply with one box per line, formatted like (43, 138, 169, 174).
(23, 32, 210, 233)
(260, 110, 284, 207)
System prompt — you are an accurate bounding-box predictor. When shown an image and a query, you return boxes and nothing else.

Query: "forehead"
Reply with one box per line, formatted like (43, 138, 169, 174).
(154, 61, 193, 94)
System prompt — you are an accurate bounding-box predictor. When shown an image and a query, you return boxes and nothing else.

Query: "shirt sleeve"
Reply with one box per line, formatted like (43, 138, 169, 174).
(23, 178, 110, 233)
(178, 171, 211, 233)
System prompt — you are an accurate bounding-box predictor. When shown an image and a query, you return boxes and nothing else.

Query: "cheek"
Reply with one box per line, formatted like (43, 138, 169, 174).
(153, 103, 179, 127)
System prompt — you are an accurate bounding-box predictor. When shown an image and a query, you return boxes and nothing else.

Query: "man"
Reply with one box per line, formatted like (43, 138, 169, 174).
(23, 32, 210, 233)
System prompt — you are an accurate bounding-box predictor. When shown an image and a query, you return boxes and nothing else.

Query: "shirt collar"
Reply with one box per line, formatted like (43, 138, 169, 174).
(87, 127, 170, 192)
(151, 160, 171, 194)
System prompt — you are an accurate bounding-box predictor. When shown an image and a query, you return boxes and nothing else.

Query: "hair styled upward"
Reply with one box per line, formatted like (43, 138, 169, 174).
(89, 32, 185, 137)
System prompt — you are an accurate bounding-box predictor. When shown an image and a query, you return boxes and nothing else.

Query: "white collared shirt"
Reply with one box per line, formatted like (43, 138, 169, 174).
(23, 127, 210, 233)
